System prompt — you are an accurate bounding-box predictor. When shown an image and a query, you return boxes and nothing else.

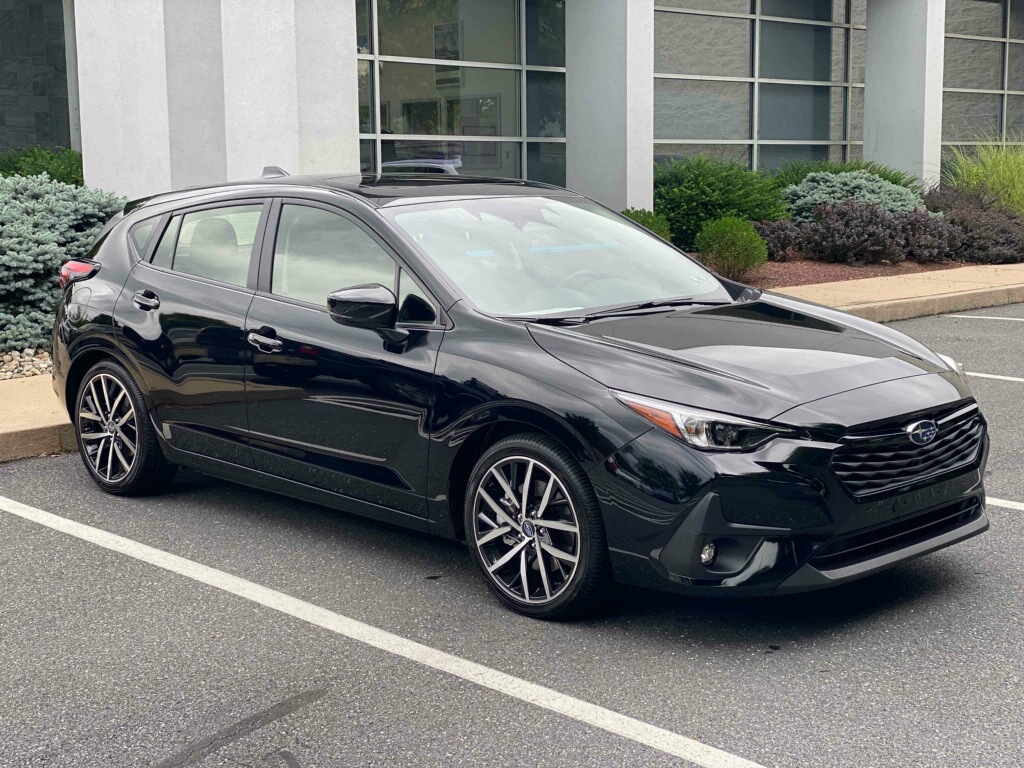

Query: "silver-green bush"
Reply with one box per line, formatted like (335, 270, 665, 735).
(784, 171, 926, 222)
(0, 174, 125, 352)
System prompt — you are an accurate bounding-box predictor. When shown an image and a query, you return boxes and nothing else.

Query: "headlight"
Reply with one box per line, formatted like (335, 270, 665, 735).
(612, 391, 794, 451)
(937, 353, 967, 382)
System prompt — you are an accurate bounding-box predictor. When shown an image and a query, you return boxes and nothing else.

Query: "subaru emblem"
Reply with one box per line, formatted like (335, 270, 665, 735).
(906, 420, 938, 446)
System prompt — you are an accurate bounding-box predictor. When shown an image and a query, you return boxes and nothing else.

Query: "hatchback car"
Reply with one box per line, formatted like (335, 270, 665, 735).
(52, 174, 989, 619)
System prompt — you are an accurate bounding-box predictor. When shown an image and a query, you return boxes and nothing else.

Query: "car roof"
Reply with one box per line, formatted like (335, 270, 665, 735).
(124, 174, 580, 215)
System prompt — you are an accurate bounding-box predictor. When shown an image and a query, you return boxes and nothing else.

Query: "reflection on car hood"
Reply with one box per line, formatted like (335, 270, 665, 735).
(528, 295, 952, 422)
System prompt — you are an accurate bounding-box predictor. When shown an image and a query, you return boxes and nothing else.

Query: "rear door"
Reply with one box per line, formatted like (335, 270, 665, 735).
(114, 199, 269, 466)
(243, 198, 444, 517)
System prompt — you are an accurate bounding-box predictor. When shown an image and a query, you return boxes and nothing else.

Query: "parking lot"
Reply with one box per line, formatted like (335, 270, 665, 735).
(1, 304, 1023, 768)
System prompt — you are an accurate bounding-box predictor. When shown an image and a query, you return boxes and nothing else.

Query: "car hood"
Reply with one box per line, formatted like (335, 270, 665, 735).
(528, 294, 956, 425)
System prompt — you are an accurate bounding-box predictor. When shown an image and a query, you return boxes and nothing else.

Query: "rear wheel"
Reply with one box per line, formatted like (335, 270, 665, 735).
(74, 360, 177, 495)
(465, 434, 611, 619)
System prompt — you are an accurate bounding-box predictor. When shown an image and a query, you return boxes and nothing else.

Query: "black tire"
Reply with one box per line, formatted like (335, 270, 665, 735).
(465, 434, 611, 619)
(73, 359, 177, 495)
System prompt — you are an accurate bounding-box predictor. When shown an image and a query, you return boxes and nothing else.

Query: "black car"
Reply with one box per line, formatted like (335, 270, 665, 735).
(52, 174, 989, 619)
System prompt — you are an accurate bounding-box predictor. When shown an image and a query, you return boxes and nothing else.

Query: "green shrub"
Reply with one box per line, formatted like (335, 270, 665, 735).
(0, 146, 84, 186)
(769, 159, 921, 192)
(942, 142, 1024, 216)
(693, 217, 767, 281)
(0, 174, 125, 352)
(653, 157, 787, 250)
(620, 208, 673, 240)
(784, 171, 927, 222)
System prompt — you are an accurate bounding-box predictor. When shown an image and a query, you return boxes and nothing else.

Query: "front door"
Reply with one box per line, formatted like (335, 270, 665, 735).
(243, 200, 444, 517)
(114, 200, 268, 466)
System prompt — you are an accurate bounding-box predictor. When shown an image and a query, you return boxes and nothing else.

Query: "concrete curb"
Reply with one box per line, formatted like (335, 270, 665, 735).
(0, 422, 76, 463)
(808, 283, 1024, 323)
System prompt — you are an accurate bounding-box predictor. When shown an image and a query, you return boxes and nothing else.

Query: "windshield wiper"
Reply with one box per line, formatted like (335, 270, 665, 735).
(508, 298, 731, 326)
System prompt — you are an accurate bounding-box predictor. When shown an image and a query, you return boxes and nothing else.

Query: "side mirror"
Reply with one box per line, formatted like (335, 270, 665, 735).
(327, 284, 409, 343)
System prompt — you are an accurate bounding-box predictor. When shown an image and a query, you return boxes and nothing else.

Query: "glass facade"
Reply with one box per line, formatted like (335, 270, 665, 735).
(356, 0, 566, 185)
(943, 0, 1024, 147)
(653, 1, 866, 170)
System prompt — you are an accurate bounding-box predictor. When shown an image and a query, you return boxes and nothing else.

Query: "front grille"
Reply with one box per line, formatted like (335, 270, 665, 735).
(810, 496, 982, 570)
(831, 403, 984, 497)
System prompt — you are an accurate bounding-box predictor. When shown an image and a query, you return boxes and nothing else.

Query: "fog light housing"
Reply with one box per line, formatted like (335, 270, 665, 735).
(700, 542, 717, 566)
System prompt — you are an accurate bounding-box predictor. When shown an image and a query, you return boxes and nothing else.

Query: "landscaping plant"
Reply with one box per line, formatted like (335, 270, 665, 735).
(770, 159, 921, 192)
(0, 174, 125, 352)
(653, 157, 787, 250)
(693, 216, 767, 281)
(925, 187, 1024, 264)
(620, 208, 673, 241)
(752, 219, 803, 262)
(0, 146, 84, 187)
(784, 171, 927, 222)
(942, 142, 1024, 216)
(802, 202, 908, 265)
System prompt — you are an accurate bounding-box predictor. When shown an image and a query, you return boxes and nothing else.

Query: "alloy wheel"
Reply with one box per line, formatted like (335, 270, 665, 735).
(473, 456, 581, 605)
(78, 372, 138, 483)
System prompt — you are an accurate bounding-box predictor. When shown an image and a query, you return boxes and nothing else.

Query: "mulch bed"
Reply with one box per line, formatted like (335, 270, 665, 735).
(749, 258, 962, 290)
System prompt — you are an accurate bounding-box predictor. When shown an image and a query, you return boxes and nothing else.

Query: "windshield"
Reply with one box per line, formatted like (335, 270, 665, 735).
(383, 197, 727, 317)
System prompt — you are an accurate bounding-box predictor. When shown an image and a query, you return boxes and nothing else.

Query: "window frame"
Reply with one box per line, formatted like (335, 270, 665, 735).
(257, 197, 445, 330)
(127, 215, 162, 261)
(138, 198, 271, 292)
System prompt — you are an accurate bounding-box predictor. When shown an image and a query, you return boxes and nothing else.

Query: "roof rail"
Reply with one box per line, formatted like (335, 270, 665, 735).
(261, 165, 289, 179)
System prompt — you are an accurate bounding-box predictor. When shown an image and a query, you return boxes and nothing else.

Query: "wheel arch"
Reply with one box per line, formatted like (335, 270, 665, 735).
(63, 341, 149, 420)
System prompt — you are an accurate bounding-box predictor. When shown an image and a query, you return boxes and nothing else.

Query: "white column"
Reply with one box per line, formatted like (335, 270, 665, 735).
(863, 0, 945, 187)
(75, 0, 172, 199)
(565, 0, 654, 211)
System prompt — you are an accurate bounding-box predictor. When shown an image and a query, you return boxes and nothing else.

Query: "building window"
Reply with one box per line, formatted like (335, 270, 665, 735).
(943, 0, 1024, 155)
(356, 0, 566, 186)
(653, 1, 865, 170)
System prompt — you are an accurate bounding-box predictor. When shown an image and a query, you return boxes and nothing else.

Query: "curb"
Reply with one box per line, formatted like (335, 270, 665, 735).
(0, 422, 76, 464)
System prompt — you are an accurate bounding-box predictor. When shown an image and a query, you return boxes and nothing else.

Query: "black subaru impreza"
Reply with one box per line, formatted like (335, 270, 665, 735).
(52, 174, 989, 618)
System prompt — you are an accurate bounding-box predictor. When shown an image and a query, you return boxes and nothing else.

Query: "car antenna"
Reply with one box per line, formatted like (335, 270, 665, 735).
(261, 165, 289, 179)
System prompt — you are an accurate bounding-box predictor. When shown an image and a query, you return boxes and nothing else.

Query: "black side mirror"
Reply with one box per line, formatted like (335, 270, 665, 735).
(327, 284, 409, 343)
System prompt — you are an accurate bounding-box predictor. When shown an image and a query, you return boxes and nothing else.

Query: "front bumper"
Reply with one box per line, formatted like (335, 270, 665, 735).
(591, 410, 989, 598)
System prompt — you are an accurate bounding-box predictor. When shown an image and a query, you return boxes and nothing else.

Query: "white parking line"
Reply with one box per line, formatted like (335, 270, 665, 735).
(0, 494, 764, 768)
(988, 497, 1024, 512)
(967, 371, 1024, 383)
(945, 314, 1024, 322)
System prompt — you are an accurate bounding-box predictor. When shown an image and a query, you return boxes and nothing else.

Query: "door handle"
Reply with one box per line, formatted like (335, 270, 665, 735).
(132, 290, 160, 311)
(247, 331, 283, 352)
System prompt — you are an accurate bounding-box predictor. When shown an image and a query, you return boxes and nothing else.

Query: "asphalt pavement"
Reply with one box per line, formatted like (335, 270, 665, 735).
(2, 305, 1023, 768)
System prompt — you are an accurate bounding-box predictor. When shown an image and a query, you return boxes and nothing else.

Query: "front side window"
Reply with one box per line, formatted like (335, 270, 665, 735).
(384, 196, 728, 317)
(152, 204, 264, 288)
(271, 205, 397, 307)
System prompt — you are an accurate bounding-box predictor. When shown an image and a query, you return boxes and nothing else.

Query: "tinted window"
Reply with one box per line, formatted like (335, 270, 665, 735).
(272, 205, 397, 306)
(150, 215, 181, 269)
(398, 268, 437, 324)
(169, 205, 263, 288)
(129, 217, 158, 258)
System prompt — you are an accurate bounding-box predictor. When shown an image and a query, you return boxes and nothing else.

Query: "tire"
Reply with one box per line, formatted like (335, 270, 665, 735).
(73, 359, 177, 495)
(465, 434, 611, 619)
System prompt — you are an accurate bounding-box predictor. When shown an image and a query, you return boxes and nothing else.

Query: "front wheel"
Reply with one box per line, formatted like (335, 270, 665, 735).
(465, 434, 611, 619)
(74, 360, 177, 495)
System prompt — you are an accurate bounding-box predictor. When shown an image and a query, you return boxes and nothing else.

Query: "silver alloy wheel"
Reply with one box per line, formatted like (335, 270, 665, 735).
(473, 456, 581, 605)
(78, 372, 138, 483)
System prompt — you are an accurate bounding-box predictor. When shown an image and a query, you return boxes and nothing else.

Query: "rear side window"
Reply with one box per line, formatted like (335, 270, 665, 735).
(148, 204, 263, 288)
(128, 217, 158, 258)
(271, 204, 396, 306)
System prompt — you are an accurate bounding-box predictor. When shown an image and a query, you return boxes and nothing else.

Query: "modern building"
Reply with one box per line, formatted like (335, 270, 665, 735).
(3, 1, 1024, 210)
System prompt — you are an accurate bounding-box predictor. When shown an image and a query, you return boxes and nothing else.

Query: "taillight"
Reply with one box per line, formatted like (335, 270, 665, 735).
(59, 259, 99, 289)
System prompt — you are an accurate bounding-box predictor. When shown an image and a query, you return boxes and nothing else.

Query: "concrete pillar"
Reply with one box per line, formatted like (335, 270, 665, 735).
(565, 0, 654, 211)
(864, 0, 945, 187)
(62, 0, 81, 153)
(74, 0, 360, 199)
(76, 0, 172, 199)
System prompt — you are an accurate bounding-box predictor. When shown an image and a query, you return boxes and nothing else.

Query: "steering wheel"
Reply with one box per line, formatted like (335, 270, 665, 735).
(559, 270, 602, 292)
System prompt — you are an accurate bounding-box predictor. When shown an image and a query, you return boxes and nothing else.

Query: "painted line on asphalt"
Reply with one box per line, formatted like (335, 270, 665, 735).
(966, 371, 1024, 383)
(0, 494, 764, 768)
(988, 497, 1024, 512)
(945, 314, 1024, 322)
